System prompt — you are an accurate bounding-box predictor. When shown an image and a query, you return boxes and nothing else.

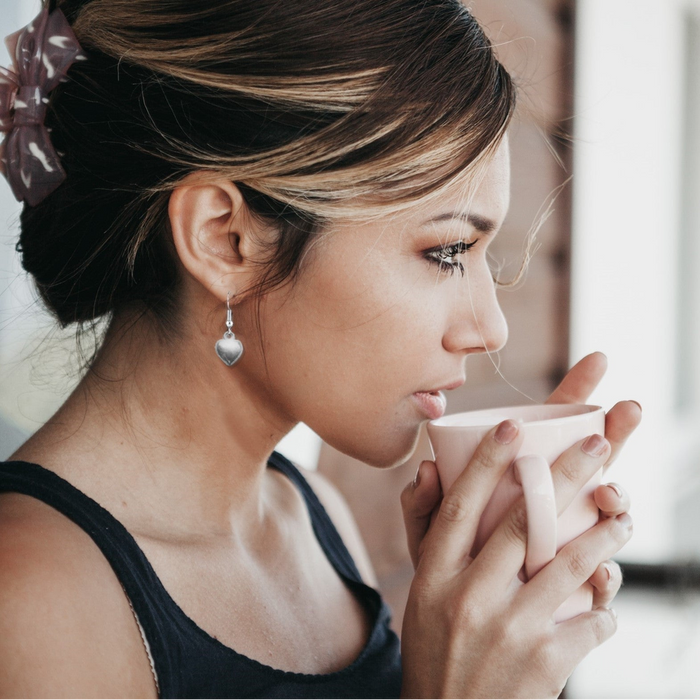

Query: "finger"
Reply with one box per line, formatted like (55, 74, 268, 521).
(421, 505, 443, 555)
(552, 607, 619, 670)
(469, 434, 611, 588)
(603, 400, 642, 470)
(520, 513, 633, 617)
(417, 503, 444, 564)
(546, 352, 608, 405)
(589, 560, 622, 609)
(594, 482, 630, 518)
(401, 461, 443, 570)
(418, 420, 524, 582)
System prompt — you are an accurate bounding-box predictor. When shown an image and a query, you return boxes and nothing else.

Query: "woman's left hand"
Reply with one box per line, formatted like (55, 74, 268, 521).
(402, 351, 642, 608)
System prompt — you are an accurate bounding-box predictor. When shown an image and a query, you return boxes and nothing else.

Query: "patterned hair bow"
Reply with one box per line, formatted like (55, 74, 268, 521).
(0, 8, 86, 206)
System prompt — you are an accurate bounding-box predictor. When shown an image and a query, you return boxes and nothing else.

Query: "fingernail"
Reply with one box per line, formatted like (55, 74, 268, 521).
(603, 562, 613, 582)
(582, 434, 608, 457)
(629, 400, 642, 413)
(609, 607, 618, 620)
(495, 419, 519, 445)
(413, 463, 423, 488)
(606, 483, 623, 499)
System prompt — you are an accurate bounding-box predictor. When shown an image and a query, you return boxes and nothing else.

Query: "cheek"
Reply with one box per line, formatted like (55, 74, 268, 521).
(291, 259, 418, 363)
(261, 304, 426, 467)
(245, 244, 446, 465)
(316, 269, 437, 386)
(277, 270, 425, 388)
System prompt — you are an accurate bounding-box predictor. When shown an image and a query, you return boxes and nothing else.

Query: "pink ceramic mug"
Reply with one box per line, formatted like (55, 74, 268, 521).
(426, 403, 605, 622)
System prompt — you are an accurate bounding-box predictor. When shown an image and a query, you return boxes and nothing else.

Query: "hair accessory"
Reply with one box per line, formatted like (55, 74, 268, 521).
(215, 291, 245, 366)
(0, 8, 86, 206)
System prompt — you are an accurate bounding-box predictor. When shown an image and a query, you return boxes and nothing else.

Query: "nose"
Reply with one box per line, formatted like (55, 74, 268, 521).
(442, 268, 508, 356)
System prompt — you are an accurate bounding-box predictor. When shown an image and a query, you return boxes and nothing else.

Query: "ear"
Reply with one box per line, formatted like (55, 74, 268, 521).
(168, 176, 268, 304)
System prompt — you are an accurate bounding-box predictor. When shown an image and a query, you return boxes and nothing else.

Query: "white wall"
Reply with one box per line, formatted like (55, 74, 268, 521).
(572, 0, 700, 562)
(565, 3, 700, 694)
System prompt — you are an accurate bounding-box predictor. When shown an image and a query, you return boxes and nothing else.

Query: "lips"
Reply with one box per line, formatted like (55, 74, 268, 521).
(411, 378, 464, 420)
(412, 390, 447, 420)
(420, 378, 466, 393)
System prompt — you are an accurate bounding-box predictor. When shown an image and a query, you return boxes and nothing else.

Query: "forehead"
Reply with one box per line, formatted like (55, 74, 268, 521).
(390, 138, 511, 230)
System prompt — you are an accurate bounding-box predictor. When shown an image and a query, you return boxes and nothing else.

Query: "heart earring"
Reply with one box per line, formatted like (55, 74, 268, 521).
(215, 291, 245, 367)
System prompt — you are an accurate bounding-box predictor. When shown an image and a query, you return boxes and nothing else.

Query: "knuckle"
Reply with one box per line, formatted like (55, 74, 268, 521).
(566, 548, 594, 581)
(555, 454, 581, 487)
(439, 493, 471, 524)
(503, 503, 528, 547)
(468, 447, 493, 475)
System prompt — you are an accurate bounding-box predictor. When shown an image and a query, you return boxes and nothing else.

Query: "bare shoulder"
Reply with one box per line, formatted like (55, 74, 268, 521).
(0, 493, 158, 698)
(294, 465, 379, 589)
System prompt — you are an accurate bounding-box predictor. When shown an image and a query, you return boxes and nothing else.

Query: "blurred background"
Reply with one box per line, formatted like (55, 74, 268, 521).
(2, 0, 700, 696)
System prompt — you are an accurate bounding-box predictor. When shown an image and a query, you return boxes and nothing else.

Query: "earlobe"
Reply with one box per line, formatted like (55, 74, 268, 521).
(168, 178, 259, 302)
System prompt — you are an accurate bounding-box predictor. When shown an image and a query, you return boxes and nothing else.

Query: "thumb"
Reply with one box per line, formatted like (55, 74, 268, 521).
(401, 460, 442, 570)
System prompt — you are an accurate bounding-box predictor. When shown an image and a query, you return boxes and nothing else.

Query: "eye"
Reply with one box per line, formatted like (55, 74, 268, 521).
(424, 240, 477, 277)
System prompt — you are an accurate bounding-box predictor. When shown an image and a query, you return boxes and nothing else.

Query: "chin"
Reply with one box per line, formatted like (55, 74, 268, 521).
(325, 423, 422, 470)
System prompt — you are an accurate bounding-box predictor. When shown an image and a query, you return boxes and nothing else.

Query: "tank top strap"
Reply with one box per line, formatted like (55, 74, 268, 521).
(0, 452, 368, 600)
(0, 455, 400, 698)
(0, 460, 174, 694)
(266, 451, 366, 585)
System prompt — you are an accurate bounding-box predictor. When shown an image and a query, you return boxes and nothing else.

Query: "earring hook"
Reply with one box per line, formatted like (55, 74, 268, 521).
(226, 292, 233, 332)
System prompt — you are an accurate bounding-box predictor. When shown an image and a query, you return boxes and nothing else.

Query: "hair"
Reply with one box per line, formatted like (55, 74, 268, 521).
(17, 0, 516, 371)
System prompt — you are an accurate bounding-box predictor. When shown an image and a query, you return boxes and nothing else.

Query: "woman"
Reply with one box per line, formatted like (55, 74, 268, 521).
(0, 0, 640, 697)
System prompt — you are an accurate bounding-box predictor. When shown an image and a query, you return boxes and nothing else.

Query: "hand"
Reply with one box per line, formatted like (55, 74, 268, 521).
(545, 351, 640, 609)
(402, 352, 641, 572)
(399, 419, 633, 698)
(545, 351, 642, 472)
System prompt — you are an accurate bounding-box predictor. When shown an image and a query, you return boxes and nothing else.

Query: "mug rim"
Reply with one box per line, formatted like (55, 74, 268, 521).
(427, 403, 604, 431)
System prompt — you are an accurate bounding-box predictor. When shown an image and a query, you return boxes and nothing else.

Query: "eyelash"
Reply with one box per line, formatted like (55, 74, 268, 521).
(425, 240, 477, 276)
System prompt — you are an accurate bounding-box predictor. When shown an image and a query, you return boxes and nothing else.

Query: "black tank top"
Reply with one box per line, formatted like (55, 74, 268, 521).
(0, 452, 403, 698)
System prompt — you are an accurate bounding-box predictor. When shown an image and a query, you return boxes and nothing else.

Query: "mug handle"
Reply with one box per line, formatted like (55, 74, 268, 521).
(514, 455, 557, 579)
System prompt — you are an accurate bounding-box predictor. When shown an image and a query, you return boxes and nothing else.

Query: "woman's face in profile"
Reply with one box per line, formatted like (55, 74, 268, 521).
(248, 138, 511, 467)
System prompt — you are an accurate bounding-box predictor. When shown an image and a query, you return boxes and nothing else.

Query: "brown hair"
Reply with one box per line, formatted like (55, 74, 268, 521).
(18, 0, 516, 368)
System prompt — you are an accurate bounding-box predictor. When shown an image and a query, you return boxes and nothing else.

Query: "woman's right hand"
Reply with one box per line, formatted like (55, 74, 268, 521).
(399, 420, 633, 698)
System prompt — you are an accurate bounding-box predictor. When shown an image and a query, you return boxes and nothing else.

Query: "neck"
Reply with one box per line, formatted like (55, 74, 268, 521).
(24, 305, 298, 543)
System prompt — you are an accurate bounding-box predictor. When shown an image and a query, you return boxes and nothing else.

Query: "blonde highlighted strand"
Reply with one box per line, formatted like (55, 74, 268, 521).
(22, 0, 516, 375)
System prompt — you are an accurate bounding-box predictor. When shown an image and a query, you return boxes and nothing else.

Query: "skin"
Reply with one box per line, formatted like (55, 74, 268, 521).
(403, 351, 640, 609)
(5, 136, 641, 694)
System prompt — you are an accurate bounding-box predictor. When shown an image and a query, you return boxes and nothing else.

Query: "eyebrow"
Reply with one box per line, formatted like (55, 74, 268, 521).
(421, 211, 498, 234)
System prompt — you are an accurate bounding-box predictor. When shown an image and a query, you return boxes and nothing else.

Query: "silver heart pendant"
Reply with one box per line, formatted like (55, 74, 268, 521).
(215, 335, 244, 366)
